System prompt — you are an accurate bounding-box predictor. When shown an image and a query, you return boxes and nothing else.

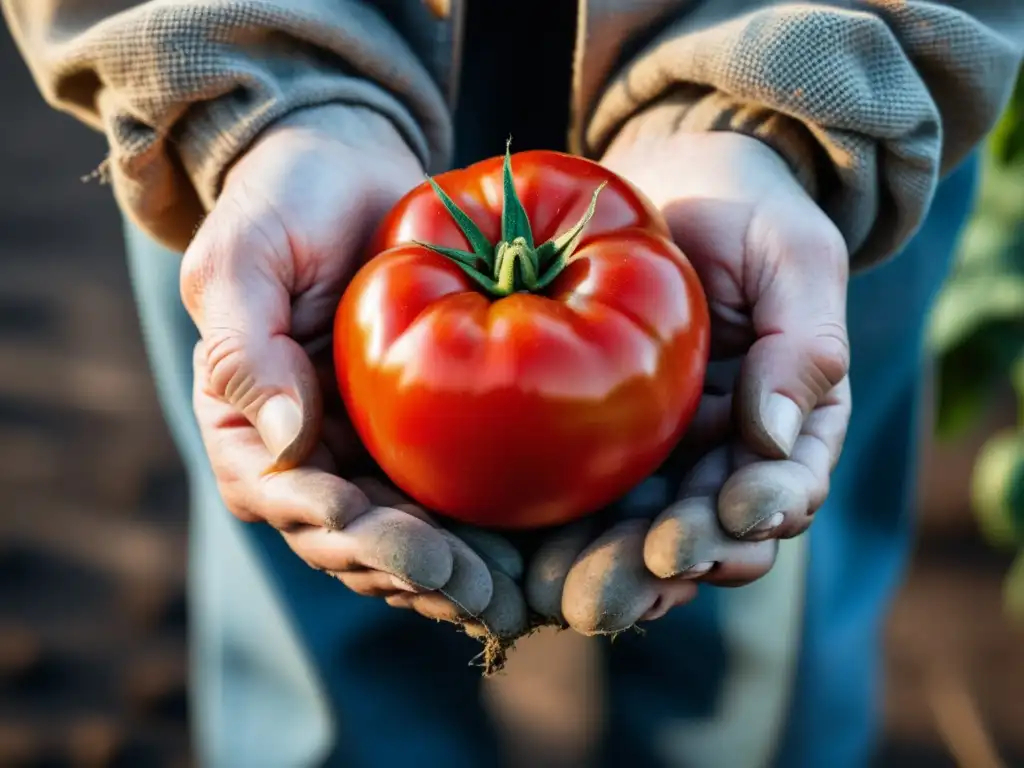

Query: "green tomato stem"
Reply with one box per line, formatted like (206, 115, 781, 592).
(415, 140, 606, 299)
(501, 138, 535, 249)
(494, 238, 539, 295)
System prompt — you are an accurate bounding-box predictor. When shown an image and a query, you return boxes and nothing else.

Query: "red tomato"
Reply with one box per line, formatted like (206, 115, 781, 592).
(334, 148, 709, 530)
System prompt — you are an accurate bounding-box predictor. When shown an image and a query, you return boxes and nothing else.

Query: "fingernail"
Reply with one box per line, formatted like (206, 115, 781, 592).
(762, 393, 802, 456)
(256, 394, 303, 458)
(749, 512, 784, 536)
(680, 561, 714, 578)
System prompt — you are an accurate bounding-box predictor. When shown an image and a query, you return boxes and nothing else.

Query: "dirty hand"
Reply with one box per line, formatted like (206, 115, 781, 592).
(182, 105, 527, 640)
(527, 110, 851, 634)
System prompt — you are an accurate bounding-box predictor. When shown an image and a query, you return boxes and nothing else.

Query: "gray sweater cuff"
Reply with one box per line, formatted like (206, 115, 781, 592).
(582, 4, 1021, 269)
(87, 2, 452, 251)
(607, 87, 828, 203)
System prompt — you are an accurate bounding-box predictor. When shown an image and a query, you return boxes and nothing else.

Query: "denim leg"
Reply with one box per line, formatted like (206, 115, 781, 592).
(600, 156, 980, 768)
(771, 155, 980, 768)
(122, 224, 501, 768)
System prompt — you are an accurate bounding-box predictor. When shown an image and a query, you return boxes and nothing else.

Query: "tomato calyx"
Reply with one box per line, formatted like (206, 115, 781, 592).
(414, 140, 607, 297)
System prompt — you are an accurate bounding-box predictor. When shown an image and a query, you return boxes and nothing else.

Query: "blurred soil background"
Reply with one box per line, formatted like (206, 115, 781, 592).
(1, 26, 1021, 768)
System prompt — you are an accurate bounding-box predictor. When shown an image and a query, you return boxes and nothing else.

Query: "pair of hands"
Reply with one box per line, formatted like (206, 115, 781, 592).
(181, 104, 851, 643)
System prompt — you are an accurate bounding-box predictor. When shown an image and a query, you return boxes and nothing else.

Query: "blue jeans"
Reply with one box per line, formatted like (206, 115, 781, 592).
(124, 155, 977, 768)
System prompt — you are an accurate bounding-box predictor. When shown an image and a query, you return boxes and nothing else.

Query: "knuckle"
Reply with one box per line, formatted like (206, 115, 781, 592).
(179, 224, 224, 317)
(808, 329, 851, 386)
(763, 211, 849, 291)
(201, 331, 260, 409)
(786, 216, 848, 272)
(180, 200, 291, 319)
(813, 223, 849, 273)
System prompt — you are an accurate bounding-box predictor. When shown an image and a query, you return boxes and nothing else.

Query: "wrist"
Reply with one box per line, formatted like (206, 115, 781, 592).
(606, 89, 829, 202)
(224, 103, 423, 202)
(267, 104, 423, 174)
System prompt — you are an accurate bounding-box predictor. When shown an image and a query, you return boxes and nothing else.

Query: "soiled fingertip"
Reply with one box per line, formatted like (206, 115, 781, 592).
(643, 498, 718, 578)
(479, 571, 529, 640)
(437, 531, 494, 617)
(718, 464, 806, 539)
(346, 508, 453, 590)
(524, 521, 594, 621)
(561, 520, 659, 636)
(525, 571, 565, 622)
(320, 481, 374, 531)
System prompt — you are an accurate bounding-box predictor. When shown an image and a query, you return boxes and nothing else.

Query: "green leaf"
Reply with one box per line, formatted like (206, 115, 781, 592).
(990, 69, 1024, 167)
(426, 176, 494, 261)
(934, 344, 1002, 438)
(934, 322, 1024, 439)
(549, 182, 605, 258)
(412, 241, 483, 268)
(971, 431, 1024, 547)
(500, 138, 534, 248)
(533, 241, 557, 273)
(413, 241, 500, 294)
(450, 260, 501, 294)
(534, 182, 607, 290)
(928, 274, 1024, 355)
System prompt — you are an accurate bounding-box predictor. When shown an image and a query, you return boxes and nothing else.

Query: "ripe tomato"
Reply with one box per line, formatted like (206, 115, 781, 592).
(334, 146, 709, 530)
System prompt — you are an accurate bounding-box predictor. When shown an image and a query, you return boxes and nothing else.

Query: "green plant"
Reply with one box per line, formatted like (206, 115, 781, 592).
(929, 69, 1024, 621)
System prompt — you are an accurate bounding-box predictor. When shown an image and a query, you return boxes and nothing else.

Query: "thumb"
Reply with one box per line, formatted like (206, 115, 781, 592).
(738, 214, 850, 459)
(182, 214, 322, 471)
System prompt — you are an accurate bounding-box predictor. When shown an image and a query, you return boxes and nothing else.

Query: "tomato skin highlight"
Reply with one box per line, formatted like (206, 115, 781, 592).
(334, 150, 709, 530)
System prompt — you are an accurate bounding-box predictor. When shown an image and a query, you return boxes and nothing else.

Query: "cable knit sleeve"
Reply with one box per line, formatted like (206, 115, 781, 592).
(2, 0, 452, 251)
(581, 2, 1024, 269)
